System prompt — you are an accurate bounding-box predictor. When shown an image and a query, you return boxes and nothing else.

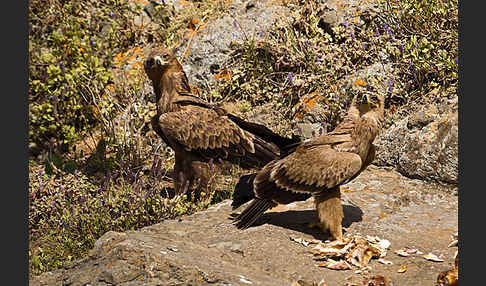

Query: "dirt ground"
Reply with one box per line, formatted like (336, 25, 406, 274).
(30, 165, 458, 286)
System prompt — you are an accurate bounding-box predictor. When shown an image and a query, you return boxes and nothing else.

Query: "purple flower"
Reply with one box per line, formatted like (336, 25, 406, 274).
(107, 171, 113, 181)
(151, 156, 159, 176)
(408, 59, 413, 71)
(209, 158, 214, 173)
(315, 56, 321, 62)
(387, 77, 395, 94)
(288, 72, 293, 82)
(297, 126, 302, 136)
(383, 23, 394, 39)
(375, 27, 380, 36)
(233, 19, 239, 28)
(455, 57, 458, 66)
(344, 21, 349, 28)
(73, 169, 80, 175)
(399, 44, 404, 55)
(350, 30, 354, 40)
(109, 12, 115, 17)
(89, 37, 96, 46)
(156, 159, 163, 177)
(362, 42, 367, 50)
(341, 43, 346, 50)
(99, 176, 107, 186)
(311, 130, 316, 137)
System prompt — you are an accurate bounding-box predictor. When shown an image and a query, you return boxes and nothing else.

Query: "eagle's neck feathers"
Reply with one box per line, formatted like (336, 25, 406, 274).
(155, 64, 191, 115)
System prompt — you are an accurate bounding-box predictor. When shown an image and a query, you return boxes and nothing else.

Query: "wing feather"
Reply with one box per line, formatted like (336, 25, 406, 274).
(157, 105, 254, 157)
(261, 145, 362, 195)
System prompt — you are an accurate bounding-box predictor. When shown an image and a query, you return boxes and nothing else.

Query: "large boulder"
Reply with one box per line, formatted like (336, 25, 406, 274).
(374, 100, 458, 185)
(178, 0, 291, 89)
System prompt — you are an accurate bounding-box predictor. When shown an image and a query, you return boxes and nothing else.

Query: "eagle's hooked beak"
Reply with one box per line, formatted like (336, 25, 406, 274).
(154, 56, 164, 66)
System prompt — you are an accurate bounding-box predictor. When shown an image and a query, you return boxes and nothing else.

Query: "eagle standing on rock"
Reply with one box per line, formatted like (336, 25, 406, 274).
(232, 93, 385, 241)
(143, 47, 300, 199)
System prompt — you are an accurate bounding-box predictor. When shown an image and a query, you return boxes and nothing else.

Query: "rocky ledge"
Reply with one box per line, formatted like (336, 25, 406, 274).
(30, 165, 457, 286)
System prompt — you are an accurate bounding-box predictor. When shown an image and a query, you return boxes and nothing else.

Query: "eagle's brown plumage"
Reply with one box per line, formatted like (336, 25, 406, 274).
(233, 93, 385, 240)
(143, 47, 300, 198)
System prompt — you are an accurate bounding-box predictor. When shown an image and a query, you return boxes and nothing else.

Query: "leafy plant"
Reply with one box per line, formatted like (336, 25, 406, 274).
(215, 0, 458, 130)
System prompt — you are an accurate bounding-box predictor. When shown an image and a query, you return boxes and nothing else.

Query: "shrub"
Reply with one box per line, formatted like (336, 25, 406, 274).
(29, 157, 235, 275)
(29, 0, 148, 150)
(215, 0, 458, 129)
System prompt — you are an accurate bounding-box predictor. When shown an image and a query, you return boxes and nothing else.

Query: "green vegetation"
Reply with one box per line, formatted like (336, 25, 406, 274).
(30, 0, 133, 149)
(28, 0, 457, 277)
(216, 0, 458, 129)
(29, 158, 233, 275)
(28, 0, 235, 276)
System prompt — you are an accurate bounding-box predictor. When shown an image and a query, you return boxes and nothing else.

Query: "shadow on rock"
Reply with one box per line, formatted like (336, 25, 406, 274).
(230, 204, 363, 240)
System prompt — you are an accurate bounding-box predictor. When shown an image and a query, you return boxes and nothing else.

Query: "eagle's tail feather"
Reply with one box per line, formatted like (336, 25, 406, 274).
(231, 173, 257, 210)
(233, 198, 275, 229)
(230, 136, 280, 169)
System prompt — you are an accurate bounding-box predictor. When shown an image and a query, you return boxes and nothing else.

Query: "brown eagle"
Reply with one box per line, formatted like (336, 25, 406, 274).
(232, 93, 385, 240)
(143, 47, 300, 199)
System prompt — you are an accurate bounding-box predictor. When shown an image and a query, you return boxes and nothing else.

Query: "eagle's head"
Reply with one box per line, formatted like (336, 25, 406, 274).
(365, 93, 385, 111)
(143, 47, 181, 81)
(353, 93, 385, 116)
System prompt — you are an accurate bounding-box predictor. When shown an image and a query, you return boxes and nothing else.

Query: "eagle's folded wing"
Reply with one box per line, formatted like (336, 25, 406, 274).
(158, 105, 255, 156)
(258, 145, 363, 195)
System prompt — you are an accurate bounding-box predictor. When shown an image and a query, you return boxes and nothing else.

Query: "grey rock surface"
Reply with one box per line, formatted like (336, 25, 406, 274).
(374, 102, 458, 185)
(177, 0, 291, 89)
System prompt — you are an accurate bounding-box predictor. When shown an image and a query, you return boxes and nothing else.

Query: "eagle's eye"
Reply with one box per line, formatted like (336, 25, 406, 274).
(368, 94, 379, 105)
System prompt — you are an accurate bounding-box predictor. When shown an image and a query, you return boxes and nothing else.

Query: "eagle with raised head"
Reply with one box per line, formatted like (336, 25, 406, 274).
(232, 93, 385, 241)
(143, 47, 300, 199)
